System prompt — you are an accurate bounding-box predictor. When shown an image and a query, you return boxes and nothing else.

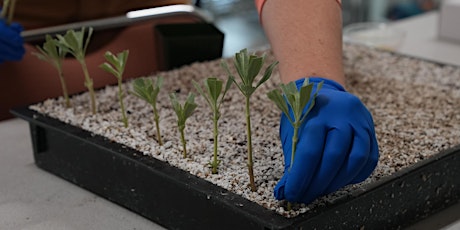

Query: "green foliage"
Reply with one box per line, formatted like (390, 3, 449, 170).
(193, 77, 232, 118)
(100, 50, 129, 79)
(169, 92, 197, 158)
(56, 27, 97, 114)
(100, 50, 130, 127)
(170, 92, 197, 131)
(221, 48, 279, 191)
(56, 27, 93, 62)
(192, 77, 233, 174)
(131, 77, 163, 106)
(222, 48, 278, 98)
(267, 79, 323, 171)
(268, 79, 322, 127)
(34, 35, 67, 67)
(131, 76, 164, 145)
(33, 35, 71, 107)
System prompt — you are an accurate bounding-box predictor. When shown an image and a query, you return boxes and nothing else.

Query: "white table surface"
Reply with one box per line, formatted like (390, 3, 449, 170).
(388, 11, 460, 67)
(1, 11, 460, 230)
(0, 118, 165, 230)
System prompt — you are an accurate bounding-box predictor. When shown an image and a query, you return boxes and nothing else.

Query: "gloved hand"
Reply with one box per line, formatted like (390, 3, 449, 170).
(274, 77, 379, 204)
(0, 18, 25, 63)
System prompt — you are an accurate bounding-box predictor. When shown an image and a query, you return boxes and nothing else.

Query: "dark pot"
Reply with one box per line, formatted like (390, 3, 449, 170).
(11, 107, 460, 230)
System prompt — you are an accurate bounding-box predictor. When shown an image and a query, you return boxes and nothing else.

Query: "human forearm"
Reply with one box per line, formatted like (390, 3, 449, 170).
(258, 0, 345, 85)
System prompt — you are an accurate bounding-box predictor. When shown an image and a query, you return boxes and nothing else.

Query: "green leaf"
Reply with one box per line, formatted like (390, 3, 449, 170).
(247, 55, 263, 84)
(65, 30, 80, 53)
(100, 63, 118, 77)
(132, 77, 153, 103)
(267, 89, 291, 121)
(280, 84, 296, 107)
(152, 76, 163, 102)
(256, 61, 279, 89)
(269, 78, 324, 127)
(83, 27, 94, 55)
(100, 50, 129, 80)
(298, 82, 313, 112)
(234, 49, 248, 84)
(42, 35, 59, 59)
(56, 27, 93, 61)
(104, 51, 119, 67)
(218, 76, 233, 110)
(119, 50, 129, 70)
(169, 92, 197, 128)
(183, 93, 197, 119)
(33, 35, 66, 71)
(205, 77, 222, 103)
(169, 93, 182, 118)
(192, 79, 212, 108)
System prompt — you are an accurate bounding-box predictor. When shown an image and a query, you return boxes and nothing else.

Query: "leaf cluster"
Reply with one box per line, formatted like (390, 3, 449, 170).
(169, 93, 197, 129)
(33, 35, 67, 71)
(222, 49, 278, 97)
(56, 27, 93, 61)
(267, 79, 323, 127)
(131, 77, 163, 106)
(100, 50, 129, 80)
(192, 77, 232, 117)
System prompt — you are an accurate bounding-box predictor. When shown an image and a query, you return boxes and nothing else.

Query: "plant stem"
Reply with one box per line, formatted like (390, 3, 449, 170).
(57, 67, 71, 108)
(80, 60, 96, 114)
(153, 105, 162, 145)
(245, 96, 256, 191)
(118, 79, 128, 128)
(287, 202, 292, 211)
(179, 126, 187, 158)
(212, 111, 219, 174)
(7, 0, 16, 24)
(1, 0, 10, 18)
(290, 124, 299, 172)
(287, 124, 299, 211)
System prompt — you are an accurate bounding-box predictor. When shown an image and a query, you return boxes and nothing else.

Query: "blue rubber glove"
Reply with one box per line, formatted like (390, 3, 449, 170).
(274, 77, 379, 204)
(0, 18, 25, 63)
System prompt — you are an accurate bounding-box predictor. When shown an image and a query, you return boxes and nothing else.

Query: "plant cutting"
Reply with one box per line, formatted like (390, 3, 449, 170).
(33, 35, 71, 108)
(100, 50, 130, 127)
(1, 0, 17, 24)
(169, 92, 197, 158)
(56, 27, 96, 114)
(222, 48, 278, 191)
(267, 78, 323, 210)
(267, 79, 322, 172)
(192, 77, 233, 174)
(131, 76, 164, 145)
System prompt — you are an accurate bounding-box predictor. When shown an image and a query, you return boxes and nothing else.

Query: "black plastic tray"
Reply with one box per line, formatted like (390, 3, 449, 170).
(11, 107, 460, 230)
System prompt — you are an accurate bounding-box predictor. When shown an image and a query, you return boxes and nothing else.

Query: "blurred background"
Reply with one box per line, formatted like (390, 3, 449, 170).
(197, 0, 440, 56)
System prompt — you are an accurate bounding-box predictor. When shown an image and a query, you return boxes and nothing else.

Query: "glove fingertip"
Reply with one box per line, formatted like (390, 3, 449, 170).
(274, 183, 285, 200)
(274, 175, 288, 200)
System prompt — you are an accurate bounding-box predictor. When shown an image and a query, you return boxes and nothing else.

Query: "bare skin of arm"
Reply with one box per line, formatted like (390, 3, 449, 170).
(260, 0, 345, 86)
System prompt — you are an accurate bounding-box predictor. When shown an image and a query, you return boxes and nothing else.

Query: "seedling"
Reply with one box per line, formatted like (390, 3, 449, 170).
(267, 79, 323, 172)
(267, 79, 322, 210)
(131, 76, 164, 145)
(33, 35, 71, 108)
(100, 50, 130, 127)
(56, 27, 96, 114)
(222, 48, 278, 191)
(169, 92, 197, 158)
(1, 0, 17, 24)
(192, 77, 233, 174)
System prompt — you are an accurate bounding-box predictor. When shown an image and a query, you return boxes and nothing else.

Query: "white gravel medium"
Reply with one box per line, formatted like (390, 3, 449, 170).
(30, 44, 460, 217)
